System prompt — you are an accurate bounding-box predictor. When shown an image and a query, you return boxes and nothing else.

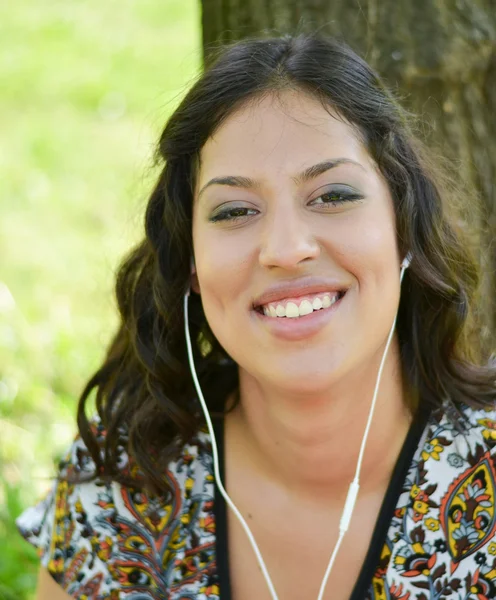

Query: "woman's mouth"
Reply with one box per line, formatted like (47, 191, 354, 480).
(254, 290, 346, 319)
(252, 290, 347, 342)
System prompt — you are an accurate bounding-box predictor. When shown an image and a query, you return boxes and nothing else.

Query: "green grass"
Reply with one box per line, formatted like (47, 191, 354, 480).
(0, 2, 201, 596)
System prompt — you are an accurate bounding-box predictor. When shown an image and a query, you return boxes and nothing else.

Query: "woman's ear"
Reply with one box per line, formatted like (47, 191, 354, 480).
(190, 257, 200, 294)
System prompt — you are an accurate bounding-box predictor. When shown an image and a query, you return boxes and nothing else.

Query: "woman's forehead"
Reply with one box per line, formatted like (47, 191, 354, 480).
(197, 91, 374, 189)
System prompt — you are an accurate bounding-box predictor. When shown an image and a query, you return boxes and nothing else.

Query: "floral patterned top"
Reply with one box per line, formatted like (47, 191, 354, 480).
(16, 402, 496, 600)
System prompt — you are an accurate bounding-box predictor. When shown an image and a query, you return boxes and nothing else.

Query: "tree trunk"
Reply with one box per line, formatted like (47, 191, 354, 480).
(200, 0, 496, 353)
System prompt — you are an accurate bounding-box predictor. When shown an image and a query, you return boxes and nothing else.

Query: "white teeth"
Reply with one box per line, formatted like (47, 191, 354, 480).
(298, 299, 314, 316)
(285, 302, 299, 318)
(312, 297, 323, 310)
(260, 292, 342, 318)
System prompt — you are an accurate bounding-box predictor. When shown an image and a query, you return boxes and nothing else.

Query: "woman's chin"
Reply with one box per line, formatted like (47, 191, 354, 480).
(260, 366, 348, 397)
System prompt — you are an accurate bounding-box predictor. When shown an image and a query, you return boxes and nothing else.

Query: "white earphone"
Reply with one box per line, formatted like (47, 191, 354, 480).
(183, 252, 412, 600)
(402, 251, 413, 270)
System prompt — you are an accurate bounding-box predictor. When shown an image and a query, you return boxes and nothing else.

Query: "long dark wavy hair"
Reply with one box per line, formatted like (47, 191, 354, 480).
(75, 32, 496, 496)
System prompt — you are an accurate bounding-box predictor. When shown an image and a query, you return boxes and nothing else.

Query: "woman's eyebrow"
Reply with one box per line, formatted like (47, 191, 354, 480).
(197, 158, 365, 201)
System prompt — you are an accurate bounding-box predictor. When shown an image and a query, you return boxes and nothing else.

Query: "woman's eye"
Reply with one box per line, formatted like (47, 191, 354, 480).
(310, 189, 364, 207)
(209, 187, 363, 223)
(210, 206, 258, 223)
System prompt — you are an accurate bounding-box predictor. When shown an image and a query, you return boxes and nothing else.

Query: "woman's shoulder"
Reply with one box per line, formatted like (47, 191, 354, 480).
(426, 401, 496, 453)
(411, 401, 496, 520)
(16, 416, 220, 599)
(375, 401, 496, 597)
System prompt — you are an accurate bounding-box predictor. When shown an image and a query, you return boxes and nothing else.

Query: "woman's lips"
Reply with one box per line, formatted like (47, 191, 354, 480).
(252, 290, 346, 342)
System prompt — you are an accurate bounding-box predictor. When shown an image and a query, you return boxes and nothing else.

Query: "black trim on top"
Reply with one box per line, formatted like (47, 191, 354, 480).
(212, 406, 432, 600)
(212, 416, 232, 600)
(348, 404, 431, 599)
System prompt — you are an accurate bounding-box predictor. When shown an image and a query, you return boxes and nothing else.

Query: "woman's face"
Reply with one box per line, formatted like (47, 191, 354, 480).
(191, 90, 402, 394)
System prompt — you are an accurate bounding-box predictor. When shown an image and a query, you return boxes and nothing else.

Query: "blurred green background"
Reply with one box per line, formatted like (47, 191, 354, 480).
(0, 1, 200, 597)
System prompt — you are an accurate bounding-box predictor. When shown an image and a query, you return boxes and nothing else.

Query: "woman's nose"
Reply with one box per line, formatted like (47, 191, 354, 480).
(258, 205, 321, 269)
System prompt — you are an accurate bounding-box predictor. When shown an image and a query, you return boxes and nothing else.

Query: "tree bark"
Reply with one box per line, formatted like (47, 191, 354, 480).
(200, 0, 496, 353)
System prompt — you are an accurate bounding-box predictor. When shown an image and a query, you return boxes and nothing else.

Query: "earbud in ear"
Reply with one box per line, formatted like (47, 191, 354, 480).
(401, 252, 413, 270)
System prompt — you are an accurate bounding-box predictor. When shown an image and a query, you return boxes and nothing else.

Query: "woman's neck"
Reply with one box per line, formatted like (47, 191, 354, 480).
(226, 345, 415, 506)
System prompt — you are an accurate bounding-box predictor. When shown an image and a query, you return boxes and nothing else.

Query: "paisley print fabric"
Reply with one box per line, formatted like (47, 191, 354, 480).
(17, 419, 220, 599)
(367, 404, 496, 600)
(17, 403, 496, 599)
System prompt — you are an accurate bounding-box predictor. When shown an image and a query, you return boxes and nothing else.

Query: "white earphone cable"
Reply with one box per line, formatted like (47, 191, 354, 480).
(315, 261, 408, 600)
(184, 287, 279, 600)
(184, 257, 410, 600)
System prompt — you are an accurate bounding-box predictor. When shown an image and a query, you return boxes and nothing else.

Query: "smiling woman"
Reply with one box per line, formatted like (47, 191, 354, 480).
(17, 33, 496, 600)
